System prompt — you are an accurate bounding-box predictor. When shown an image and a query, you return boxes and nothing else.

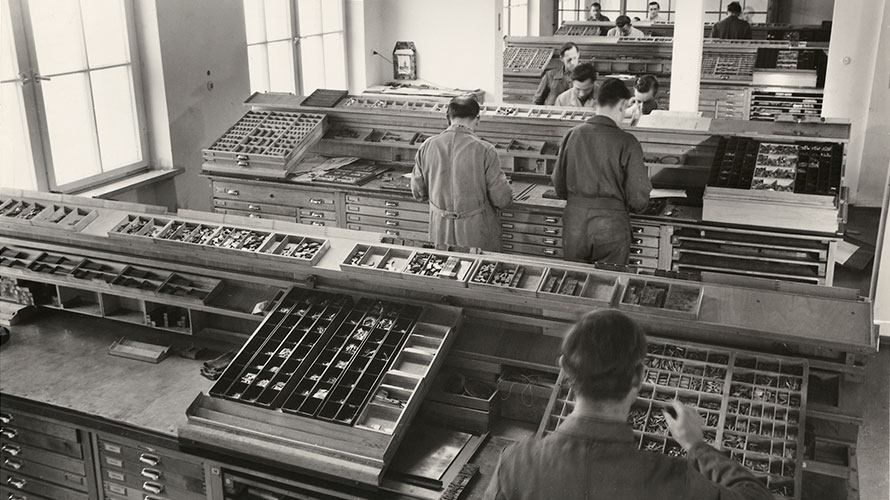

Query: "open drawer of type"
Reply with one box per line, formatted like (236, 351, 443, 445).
(468, 259, 546, 297)
(536, 267, 620, 306)
(619, 278, 704, 319)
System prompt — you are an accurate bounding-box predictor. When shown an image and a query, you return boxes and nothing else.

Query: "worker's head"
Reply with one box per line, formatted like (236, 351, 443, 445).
(648, 1, 660, 19)
(742, 5, 755, 22)
(615, 15, 634, 36)
(634, 74, 659, 103)
(570, 63, 597, 103)
(596, 78, 632, 118)
(727, 1, 742, 16)
(559, 42, 580, 72)
(589, 2, 602, 17)
(559, 311, 647, 404)
(446, 94, 481, 128)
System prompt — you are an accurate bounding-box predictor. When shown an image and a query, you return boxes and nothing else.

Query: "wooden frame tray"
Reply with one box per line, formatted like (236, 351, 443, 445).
(467, 259, 546, 298)
(619, 278, 704, 320)
(536, 267, 619, 307)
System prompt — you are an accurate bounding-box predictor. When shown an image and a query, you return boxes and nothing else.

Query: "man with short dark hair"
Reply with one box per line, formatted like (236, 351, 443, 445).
(711, 1, 752, 39)
(646, 1, 662, 22)
(484, 310, 775, 500)
(607, 15, 645, 37)
(533, 42, 580, 106)
(555, 63, 597, 108)
(411, 95, 512, 251)
(586, 2, 611, 35)
(551, 78, 651, 264)
(628, 74, 660, 118)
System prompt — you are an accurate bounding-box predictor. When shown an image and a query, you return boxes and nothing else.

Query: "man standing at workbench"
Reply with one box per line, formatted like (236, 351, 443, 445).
(411, 95, 513, 251)
(551, 78, 651, 265)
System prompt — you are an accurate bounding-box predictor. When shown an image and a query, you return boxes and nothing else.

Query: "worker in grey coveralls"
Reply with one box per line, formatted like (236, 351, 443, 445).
(411, 95, 513, 251)
(484, 310, 775, 500)
(552, 78, 651, 264)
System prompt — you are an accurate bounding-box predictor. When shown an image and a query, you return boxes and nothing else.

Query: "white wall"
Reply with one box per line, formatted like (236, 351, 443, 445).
(857, 0, 890, 206)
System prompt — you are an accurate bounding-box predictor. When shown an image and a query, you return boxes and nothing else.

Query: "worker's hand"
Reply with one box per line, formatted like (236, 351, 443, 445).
(663, 400, 704, 452)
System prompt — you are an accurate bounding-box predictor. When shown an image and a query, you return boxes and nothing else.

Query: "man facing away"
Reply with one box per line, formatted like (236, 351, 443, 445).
(607, 15, 646, 38)
(711, 1, 753, 40)
(484, 310, 776, 500)
(533, 42, 580, 106)
(411, 95, 513, 252)
(554, 63, 597, 109)
(552, 78, 651, 265)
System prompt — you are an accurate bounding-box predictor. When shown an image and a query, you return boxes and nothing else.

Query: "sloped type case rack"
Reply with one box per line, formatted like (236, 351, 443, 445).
(0, 197, 97, 232)
(502, 47, 554, 76)
(181, 286, 464, 486)
(538, 338, 807, 499)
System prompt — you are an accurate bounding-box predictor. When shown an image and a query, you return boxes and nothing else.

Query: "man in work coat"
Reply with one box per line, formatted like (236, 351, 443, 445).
(411, 96, 513, 251)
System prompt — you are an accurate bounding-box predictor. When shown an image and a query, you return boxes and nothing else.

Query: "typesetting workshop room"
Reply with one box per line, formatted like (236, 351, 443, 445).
(1, 1, 889, 499)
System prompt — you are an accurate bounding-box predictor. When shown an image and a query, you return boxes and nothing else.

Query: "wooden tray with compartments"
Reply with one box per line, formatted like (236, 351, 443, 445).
(340, 244, 477, 288)
(538, 338, 807, 500)
(0, 197, 97, 232)
(202, 110, 327, 178)
(503, 47, 554, 77)
(107, 215, 329, 266)
(536, 266, 620, 307)
(619, 278, 704, 320)
(180, 286, 464, 486)
(467, 259, 546, 298)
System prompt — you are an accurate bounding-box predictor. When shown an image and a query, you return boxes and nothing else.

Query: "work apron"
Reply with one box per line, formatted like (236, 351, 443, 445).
(563, 197, 631, 265)
(428, 202, 502, 252)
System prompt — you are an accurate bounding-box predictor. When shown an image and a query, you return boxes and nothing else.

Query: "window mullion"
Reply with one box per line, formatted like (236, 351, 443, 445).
(292, 0, 303, 96)
(76, 0, 105, 174)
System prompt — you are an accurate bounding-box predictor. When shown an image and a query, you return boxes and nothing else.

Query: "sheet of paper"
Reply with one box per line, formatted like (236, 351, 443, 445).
(650, 188, 687, 199)
(835, 240, 859, 265)
(317, 156, 361, 170)
(637, 111, 711, 131)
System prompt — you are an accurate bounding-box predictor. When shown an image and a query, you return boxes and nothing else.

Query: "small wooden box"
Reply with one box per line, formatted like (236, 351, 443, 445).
(536, 267, 619, 307)
(468, 259, 546, 298)
(619, 278, 704, 320)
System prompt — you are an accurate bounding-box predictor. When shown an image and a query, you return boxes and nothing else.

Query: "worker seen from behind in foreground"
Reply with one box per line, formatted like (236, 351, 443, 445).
(411, 95, 513, 252)
(533, 42, 580, 106)
(484, 310, 776, 500)
(552, 78, 651, 265)
(711, 1, 753, 40)
(607, 15, 646, 38)
(555, 63, 598, 109)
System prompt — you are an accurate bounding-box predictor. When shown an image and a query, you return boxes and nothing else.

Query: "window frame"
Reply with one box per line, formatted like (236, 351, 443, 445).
(5, 0, 150, 193)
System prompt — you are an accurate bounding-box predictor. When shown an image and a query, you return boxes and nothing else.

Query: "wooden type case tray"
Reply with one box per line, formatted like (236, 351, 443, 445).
(0, 197, 97, 232)
(537, 338, 807, 500)
(108, 215, 328, 266)
(181, 286, 464, 486)
(619, 278, 704, 320)
(340, 244, 477, 289)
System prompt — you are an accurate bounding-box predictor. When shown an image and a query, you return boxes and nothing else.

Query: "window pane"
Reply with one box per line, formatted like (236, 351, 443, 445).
(509, 6, 528, 36)
(299, 35, 324, 95)
(0, 83, 38, 190)
(267, 40, 296, 93)
(321, 0, 342, 32)
(91, 66, 141, 170)
(264, 0, 291, 40)
(40, 73, 101, 186)
(322, 33, 345, 89)
(28, 0, 88, 75)
(298, 0, 323, 36)
(247, 44, 270, 92)
(705, 0, 723, 12)
(244, 0, 267, 44)
(81, 0, 130, 67)
(2, 3, 18, 81)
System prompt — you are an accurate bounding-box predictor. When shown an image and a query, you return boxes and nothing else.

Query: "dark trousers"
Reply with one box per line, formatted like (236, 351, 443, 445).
(563, 204, 631, 265)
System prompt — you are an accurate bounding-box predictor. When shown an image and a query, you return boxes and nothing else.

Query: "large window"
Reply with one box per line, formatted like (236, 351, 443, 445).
(244, 0, 347, 96)
(1, 0, 148, 192)
(705, 0, 767, 24)
(504, 0, 529, 37)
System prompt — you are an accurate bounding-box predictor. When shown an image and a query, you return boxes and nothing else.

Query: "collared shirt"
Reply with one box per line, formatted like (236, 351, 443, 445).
(585, 13, 610, 34)
(711, 15, 753, 39)
(552, 115, 651, 212)
(483, 414, 775, 500)
(533, 65, 573, 106)
(606, 26, 646, 37)
(555, 88, 597, 109)
(642, 98, 659, 115)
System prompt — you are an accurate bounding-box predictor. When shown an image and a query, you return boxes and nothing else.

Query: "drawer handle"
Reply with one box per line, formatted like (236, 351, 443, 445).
(630, 258, 643, 265)
(6, 476, 27, 489)
(501, 212, 514, 218)
(248, 204, 260, 210)
(385, 220, 398, 227)
(543, 228, 558, 235)
(4, 458, 22, 470)
(141, 468, 162, 480)
(503, 243, 514, 249)
(145, 496, 167, 500)
(385, 230, 399, 236)
(225, 189, 239, 196)
(384, 201, 399, 207)
(139, 453, 160, 466)
(502, 233, 513, 239)
(236, 154, 248, 161)
(384, 210, 398, 217)
(347, 206, 359, 211)
(309, 198, 324, 205)
(248, 213, 261, 218)
(143, 481, 164, 494)
(308, 212, 323, 218)
(632, 238, 643, 245)
(631, 248, 642, 254)
(1, 444, 21, 456)
(543, 238, 557, 245)
(544, 217, 559, 224)
(310, 221, 324, 227)
(0, 413, 10, 424)
(501, 223, 514, 229)
(632, 227, 644, 233)
(237, 161, 249, 167)
(543, 249, 557, 255)
(8, 494, 25, 500)
(0, 428, 17, 439)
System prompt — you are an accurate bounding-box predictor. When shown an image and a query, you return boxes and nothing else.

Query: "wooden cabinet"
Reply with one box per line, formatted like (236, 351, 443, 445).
(210, 179, 339, 225)
(96, 434, 206, 500)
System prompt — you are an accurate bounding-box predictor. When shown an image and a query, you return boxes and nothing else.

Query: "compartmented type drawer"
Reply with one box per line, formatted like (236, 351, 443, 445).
(97, 436, 206, 500)
(499, 221, 562, 236)
(498, 210, 561, 226)
(213, 180, 336, 208)
(345, 204, 429, 222)
(344, 194, 429, 212)
(345, 213, 429, 232)
(214, 208, 295, 222)
(501, 232, 561, 247)
(346, 224, 429, 241)
(1, 470, 87, 500)
(213, 198, 299, 217)
(501, 241, 563, 258)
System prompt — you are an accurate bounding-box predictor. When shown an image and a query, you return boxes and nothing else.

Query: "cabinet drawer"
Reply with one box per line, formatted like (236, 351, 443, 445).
(213, 208, 295, 222)
(1, 470, 87, 500)
(501, 232, 561, 247)
(630, 234, 660, 249)
(101, 465, 205, 497)
(298, 209, 337, 221)
(344, 194, 428, 212)
(212, 181, 335, 207)
(1, 456, 86, 492)
(345, 213, 429, 232)
(1, 442, 85, 475)
(629, 245, 659, 258)
(499, 221, 561, 236)
(0, 411, 78, 443)
(628, 255, 658, 268)
(97, 440, 203, 478)
(501, 241, 563, 258)
(1, 484, 54, 500)
(103, 478, 204, 500)
(213, 199, 298, 217)
(630, 224, 659, 237)
(345, 204, 429, 222)
(499, 210, 561, 226)
(347, 224, 430, 241)
(0, 429, 81, 459)
(299, 218, 329, 227)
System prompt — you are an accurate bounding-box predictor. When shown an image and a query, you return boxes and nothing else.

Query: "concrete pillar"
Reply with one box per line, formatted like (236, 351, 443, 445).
(668, 0, 705, 112)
